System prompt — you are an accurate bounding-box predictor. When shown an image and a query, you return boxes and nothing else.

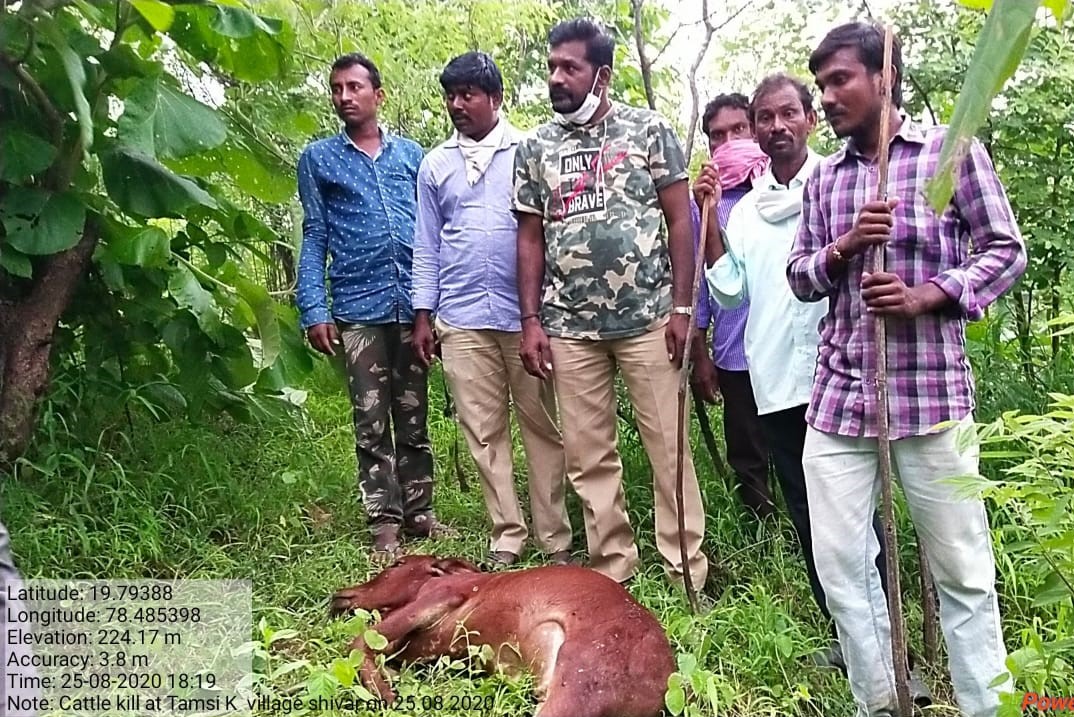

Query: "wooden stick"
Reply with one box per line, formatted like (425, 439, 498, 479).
(691, 390, 730, 481)
(873, 24, 912, 717)
(675, 199, 710, 614)
(919, 541, 939, 665)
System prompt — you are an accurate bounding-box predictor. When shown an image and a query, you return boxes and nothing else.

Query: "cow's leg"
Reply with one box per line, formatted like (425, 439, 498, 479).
(330, 585, 379, 616)
(535, 637, 660, 717)
(526, 620, 566, 702)
(348, 585, 467, 701)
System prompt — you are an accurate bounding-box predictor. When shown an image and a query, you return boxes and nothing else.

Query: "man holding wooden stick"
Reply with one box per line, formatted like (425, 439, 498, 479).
(788, 22, 1026, 717)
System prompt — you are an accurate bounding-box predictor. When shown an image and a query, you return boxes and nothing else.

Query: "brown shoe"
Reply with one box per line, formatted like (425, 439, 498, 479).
(403, 514, 458, 539)
(370, 525, 401, 565)
(548, 550, 574, 566)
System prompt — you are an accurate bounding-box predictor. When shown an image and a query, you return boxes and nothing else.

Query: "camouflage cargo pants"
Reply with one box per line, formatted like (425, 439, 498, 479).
(339, 322, 434, 530)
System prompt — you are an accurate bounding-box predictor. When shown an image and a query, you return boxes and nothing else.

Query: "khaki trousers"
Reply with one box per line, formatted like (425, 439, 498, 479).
(550, 323, 708, 585)
(437, 319, 572, 555)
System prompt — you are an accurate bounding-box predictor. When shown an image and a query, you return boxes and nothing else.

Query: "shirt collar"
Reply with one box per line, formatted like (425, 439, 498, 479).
(758, 149, 821, 190)
(442, 118, 520, 150)
(832, 112, 924, 164)
(339, 126, 394, 152)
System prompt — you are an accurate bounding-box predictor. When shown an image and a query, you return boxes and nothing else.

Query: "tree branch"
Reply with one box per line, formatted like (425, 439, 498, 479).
(0, 53, 64, 147)
(631, 0, 657, 110)
(649, 25, 681, 67)
(681, 0, 759, 161)
(684, 0, 715, 161)
(904, 69, 938, 125)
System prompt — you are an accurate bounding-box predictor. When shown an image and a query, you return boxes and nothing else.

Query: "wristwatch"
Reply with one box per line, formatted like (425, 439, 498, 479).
(672, 306, 693, 316)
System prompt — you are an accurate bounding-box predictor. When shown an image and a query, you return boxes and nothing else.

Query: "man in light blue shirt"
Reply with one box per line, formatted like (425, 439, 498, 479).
(412, 52, 572, 567)
(297, 53, 450, 561)
(695, 75, 841, 641)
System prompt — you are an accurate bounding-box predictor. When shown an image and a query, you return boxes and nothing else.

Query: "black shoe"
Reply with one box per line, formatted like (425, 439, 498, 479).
(548, 550, 574, 566)
(811, 639, 846, 672)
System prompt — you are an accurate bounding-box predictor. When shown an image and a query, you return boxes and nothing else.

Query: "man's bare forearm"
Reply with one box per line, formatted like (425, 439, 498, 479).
(659, 181, 695, 306)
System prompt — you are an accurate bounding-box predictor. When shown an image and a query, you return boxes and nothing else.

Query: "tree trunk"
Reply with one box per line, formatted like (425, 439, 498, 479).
(0, 220, 99, 466)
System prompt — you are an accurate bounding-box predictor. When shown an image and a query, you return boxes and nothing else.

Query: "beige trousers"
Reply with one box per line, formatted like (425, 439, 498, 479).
(437, 319, 572, 555)
(549, 322, 708, 586)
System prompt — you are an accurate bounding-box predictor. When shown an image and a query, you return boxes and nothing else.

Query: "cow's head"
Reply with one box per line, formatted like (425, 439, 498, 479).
(330, 555, 480, 617)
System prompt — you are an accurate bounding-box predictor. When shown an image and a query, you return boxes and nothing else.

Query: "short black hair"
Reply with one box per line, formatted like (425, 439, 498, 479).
(701, 93, 749, 134)
(749, 74, 814, 122)
(439, 51, 504, 96)
(330, 52, 382, 89)
(548, 18, 614, 69)
(808, 22, 903, 108)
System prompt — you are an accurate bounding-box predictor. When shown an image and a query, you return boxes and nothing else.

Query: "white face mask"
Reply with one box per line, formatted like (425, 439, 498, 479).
(555, 69, 606, 125)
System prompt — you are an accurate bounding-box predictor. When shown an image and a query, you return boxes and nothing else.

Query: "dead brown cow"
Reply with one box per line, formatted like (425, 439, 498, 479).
(330, 555, 675, 717)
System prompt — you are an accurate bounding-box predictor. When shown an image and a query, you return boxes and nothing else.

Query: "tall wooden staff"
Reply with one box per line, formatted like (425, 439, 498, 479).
(874, 24, 912, 717)
(675, 200, 711, 615)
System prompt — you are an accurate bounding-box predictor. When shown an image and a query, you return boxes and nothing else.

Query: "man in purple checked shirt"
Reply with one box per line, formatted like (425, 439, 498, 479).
(789, 22, 1026, 717)
(690, 93, 775, 520)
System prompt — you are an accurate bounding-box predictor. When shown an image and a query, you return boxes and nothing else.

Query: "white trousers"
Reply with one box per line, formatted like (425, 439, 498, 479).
(803, 417, 1009, 717)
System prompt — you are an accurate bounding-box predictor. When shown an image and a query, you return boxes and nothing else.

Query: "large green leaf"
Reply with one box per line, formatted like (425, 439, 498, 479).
(235, 277, 281, 369)
(168, 142, 294, 203)
(101, 147, 218, 217)
(218, 144, 294, 203)
(0, 128, 57, 182)
(105, 226, 172, 268)
(927, 0, 1042, 210)
(255, 306, 314, 391)
(118, 78, 227, 159)
(38, 20, 94, 152)
(0, 188, 86, 255)
(210, 5, 281, 38)
(168, 4, 291, 83)
(0, 246, 33, 278)
(130, 0, 176, 31)
(167, 262, 226, 343)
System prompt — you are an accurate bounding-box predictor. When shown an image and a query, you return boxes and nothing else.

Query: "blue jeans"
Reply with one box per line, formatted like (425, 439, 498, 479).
(802, 416, 1009, 717)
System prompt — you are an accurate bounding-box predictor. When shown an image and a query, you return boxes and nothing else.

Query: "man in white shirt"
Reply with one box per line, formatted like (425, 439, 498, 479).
(693, 74, 901, 676)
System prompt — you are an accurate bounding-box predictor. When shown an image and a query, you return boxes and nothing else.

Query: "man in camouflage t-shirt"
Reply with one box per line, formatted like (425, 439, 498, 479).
(514, 18, 708, 587)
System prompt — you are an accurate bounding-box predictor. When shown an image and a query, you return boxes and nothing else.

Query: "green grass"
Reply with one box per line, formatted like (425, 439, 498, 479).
(1, 361, 1053, 716)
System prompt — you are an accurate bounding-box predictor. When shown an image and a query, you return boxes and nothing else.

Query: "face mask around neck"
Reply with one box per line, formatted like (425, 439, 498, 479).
(556, 69, 606, 125)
